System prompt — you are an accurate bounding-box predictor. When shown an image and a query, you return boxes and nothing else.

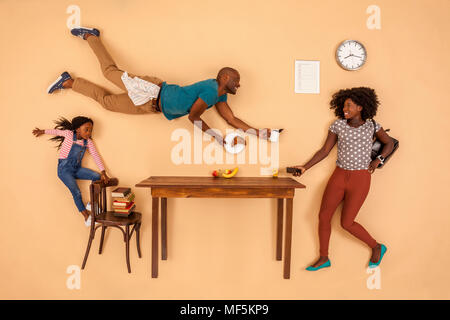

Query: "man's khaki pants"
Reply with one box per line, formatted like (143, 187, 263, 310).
(72, 36, 163, 115)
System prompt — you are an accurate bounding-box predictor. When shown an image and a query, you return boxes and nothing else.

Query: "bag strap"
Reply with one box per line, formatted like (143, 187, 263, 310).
(371, 119, 376, 139)
(371, 119, 391, 139)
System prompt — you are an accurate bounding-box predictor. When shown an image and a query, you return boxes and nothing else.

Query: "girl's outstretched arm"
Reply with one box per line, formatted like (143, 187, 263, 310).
(33, 128, 71, 137)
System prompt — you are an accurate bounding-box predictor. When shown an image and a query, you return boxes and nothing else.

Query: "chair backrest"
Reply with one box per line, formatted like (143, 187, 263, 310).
(89, 178, 119, 221)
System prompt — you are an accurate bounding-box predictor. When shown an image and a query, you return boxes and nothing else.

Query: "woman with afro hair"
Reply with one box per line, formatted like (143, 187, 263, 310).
(292, 87, 394, 271)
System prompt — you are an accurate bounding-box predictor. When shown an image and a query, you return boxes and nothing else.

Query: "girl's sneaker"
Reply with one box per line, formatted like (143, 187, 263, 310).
(85, 215, 92, 227)
(47, 71, 72, 94)
(84, 202, 100, 227)
(71, 27, 100, 39)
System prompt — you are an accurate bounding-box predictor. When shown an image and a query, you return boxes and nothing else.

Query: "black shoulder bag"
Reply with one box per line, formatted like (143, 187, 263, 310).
(371, 119, 399, 168)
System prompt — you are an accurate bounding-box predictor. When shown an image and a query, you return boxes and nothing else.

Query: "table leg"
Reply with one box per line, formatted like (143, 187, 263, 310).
(276, 198, 284, 261)
(161, 197, 167, 260)
(284, 198, 293, 279)
(152, 197, 159, 278)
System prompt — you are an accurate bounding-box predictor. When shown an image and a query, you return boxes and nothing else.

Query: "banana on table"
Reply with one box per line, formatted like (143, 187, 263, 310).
(212, 167, 239, 178)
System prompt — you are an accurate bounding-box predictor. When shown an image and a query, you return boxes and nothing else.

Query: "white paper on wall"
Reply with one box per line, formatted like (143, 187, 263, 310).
(295, 60, 320, 94)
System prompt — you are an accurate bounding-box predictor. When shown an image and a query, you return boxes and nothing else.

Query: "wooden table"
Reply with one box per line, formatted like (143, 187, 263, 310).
(135, 176, 305, 279)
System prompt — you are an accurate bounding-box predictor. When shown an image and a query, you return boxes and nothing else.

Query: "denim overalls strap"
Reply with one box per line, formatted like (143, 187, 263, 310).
(58, 132, 88, 170)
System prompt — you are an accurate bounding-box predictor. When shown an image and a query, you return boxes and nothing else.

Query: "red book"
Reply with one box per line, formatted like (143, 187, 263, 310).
(113, 200, 132, 207)
(113, 202, 135, 213)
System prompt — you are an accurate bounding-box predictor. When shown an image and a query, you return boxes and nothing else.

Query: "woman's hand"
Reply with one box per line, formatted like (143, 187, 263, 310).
(32, 128, 44, 137)
(292, 165, 307, 177)
(100, 171, 110, 184)
(368, 159, 381, 174)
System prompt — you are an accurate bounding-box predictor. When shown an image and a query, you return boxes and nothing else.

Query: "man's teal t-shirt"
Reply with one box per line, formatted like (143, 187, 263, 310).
(159, 79, 228, 120)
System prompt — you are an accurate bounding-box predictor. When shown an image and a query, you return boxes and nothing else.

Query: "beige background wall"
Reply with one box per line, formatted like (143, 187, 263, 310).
(1, 0, 449, 299)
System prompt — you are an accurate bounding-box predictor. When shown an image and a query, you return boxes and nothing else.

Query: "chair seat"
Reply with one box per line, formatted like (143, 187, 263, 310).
(95, 211, 142, 225)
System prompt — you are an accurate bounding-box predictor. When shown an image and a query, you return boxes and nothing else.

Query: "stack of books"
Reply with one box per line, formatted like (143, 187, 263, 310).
(111, 187, 136, 217)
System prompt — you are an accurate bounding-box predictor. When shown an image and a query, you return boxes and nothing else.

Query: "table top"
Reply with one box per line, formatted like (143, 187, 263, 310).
(136, 176, 305, 189)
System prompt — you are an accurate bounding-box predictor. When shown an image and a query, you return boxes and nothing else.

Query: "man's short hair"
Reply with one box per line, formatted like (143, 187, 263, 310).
(217, 67, 239, 81)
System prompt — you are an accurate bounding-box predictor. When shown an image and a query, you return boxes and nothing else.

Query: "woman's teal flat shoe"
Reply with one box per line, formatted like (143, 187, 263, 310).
(306, 259, 331, 271)
(369, 244, 387, 268)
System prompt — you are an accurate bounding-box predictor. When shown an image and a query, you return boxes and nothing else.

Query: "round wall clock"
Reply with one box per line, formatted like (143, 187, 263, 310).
(336, 40, 367, 71)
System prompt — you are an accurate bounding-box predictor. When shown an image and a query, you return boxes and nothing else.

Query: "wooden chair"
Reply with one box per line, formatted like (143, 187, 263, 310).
(81, 178, 142, 273)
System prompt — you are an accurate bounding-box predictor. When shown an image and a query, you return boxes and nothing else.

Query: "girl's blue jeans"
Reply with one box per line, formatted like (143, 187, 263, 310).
(58, 159, 101, 212)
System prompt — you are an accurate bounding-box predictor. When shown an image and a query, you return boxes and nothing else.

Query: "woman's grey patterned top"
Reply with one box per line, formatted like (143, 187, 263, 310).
(329, 119, 381, 170)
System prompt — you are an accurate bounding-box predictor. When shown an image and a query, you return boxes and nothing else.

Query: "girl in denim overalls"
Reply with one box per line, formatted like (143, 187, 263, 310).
(33, 116, 110, 226)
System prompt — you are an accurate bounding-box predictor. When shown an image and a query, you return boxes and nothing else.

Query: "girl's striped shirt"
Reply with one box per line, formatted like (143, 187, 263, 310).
(45, 129, 105, 171)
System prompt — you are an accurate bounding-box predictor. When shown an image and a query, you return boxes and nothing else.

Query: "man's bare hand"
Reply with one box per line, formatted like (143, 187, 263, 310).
(215, 136, 225, 146)
(258, 128, 272, 140)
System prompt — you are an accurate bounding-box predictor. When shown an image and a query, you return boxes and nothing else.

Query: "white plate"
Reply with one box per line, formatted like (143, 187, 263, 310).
(224, 132, 245, 154)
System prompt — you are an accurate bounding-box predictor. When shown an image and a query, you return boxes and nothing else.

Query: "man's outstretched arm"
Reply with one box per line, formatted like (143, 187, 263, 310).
(215, 101, 271, 139)
(188, 98, 225, 145)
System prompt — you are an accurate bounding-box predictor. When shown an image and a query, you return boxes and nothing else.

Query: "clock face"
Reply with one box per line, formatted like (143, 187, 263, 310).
(336, 40, 367, 71)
